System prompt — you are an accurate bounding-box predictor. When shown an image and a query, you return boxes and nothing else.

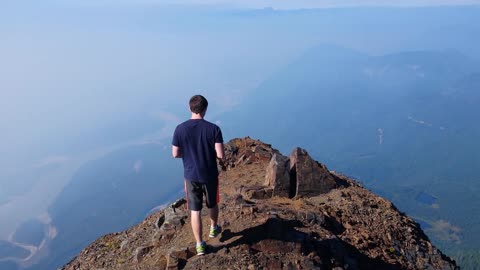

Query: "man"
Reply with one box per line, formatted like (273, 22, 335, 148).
(172, 95, 224, 255)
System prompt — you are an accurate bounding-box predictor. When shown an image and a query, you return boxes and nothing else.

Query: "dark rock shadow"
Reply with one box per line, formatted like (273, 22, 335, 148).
(332, 174, 350, 188)
(316, 235, 406, 270)
(215, 217, 406, 270)
(219, 217, 305, 246)
(321, 215, 346, 235)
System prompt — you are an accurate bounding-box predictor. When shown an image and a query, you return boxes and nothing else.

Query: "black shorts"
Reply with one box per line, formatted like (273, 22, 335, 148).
(184, 178, 219, 211)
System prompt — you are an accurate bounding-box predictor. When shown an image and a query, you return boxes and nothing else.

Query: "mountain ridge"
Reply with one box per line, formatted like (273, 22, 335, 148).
(61, 137, 458, 270)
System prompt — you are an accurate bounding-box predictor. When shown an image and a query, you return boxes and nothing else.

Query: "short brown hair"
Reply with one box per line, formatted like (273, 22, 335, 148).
(189, 95, 208, 114)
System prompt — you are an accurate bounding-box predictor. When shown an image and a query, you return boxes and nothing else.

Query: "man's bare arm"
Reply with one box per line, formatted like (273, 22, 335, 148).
(215, 143, 224, 160)
(172, 146, 182, 158)
(215, 142, 226, 170)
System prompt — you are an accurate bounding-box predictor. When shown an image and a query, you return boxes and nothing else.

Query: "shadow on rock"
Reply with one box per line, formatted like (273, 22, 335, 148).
(217, 217, 406, 270)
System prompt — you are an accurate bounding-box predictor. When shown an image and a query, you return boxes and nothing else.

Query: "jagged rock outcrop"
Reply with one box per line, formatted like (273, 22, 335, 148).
(265, 153, 290, 197)
(152, 198, 188, 246)
(289, 147, 338, 197)
(62, 137, 458, 270)
(224, 137, 279, 169)
(266, 147, 339, 198)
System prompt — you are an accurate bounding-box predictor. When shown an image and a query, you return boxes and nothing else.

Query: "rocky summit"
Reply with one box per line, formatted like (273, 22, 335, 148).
(62, 137, 458, 270)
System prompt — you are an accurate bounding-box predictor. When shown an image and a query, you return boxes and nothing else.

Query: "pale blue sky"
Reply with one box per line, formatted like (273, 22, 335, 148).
(5, 0, 480, 10)
(58, 0, 480, 9)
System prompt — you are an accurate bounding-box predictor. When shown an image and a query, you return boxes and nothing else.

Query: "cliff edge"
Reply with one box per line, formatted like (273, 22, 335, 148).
(62, 137, 458, 270)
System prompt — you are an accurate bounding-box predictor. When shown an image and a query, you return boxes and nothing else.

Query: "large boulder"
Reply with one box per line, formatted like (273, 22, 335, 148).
(265, 153, 290, 197)
(224, 137, 279, 168)
(289, 147, 337, 197)
(152, 199, 188, 245)
(265, 148, 337, 198)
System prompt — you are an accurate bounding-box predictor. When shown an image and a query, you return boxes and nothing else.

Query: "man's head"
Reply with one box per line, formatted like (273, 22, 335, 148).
(189, 95, 208, 115)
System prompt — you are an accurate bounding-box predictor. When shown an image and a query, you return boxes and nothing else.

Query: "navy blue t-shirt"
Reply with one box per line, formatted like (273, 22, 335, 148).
(172, 119, 223, 183)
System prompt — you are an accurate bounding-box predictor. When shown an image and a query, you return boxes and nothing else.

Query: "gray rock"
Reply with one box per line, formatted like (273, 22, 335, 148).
(289, 147, 337, 197)
(265, 153, 290, 197)
(135, 245, 154, 263)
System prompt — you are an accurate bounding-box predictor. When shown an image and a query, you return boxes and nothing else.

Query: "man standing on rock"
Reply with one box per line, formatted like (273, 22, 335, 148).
(172, 95, 224, 255)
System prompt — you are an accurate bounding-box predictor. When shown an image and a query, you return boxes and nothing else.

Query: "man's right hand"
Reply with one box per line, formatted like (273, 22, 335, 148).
(217, 158, 227, 171)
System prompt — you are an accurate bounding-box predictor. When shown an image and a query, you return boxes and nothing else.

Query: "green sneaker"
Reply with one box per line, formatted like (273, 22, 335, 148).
(209, 225, 222, 238)
(196, 242, 206, 256)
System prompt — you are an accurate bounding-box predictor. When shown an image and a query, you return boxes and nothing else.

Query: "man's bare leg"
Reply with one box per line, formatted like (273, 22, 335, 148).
(191, 210, 203, 244)
(209, 205, 219, 227)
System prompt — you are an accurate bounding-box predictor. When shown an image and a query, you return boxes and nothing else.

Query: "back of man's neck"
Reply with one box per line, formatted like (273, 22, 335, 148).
(191, 114, 203, 120)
